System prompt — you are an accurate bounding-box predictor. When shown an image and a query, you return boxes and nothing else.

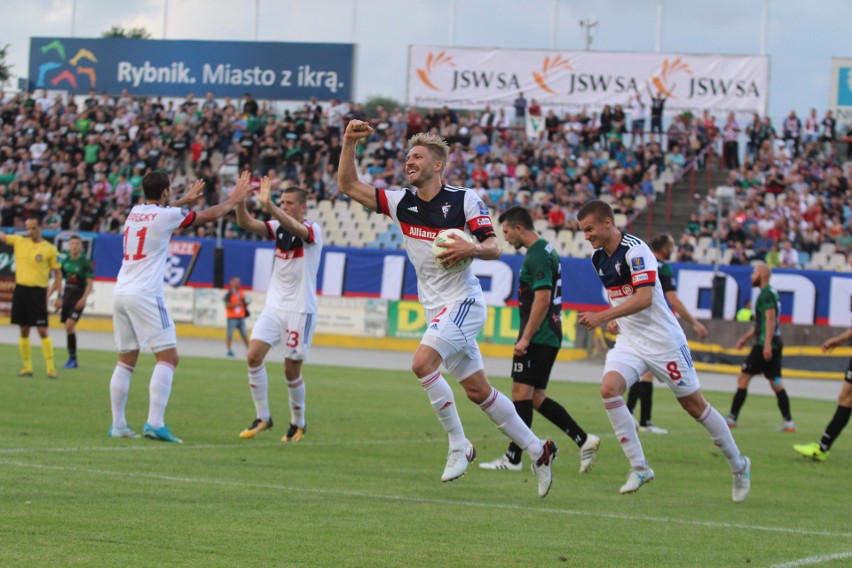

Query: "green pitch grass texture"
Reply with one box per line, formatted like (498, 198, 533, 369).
(0, 345, 849, 567)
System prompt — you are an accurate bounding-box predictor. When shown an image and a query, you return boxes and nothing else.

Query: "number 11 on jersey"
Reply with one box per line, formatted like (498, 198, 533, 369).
(123, 227, 148, 261)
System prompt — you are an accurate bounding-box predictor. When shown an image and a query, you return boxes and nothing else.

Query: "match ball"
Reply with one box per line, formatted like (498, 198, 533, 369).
(432, 228, 474, 273)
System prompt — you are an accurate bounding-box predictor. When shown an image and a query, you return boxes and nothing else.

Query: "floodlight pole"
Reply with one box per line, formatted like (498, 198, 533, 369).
(579, 19, 597, 51)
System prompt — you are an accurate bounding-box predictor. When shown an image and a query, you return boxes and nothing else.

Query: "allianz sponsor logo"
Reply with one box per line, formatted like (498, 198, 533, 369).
(607, 284, 633, 299)
(407, 226, 439, 240)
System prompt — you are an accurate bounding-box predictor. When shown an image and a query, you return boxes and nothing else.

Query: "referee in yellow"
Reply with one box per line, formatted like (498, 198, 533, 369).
(0, 218, 63, 378)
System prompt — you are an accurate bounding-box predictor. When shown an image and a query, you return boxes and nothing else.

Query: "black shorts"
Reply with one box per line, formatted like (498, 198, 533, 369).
(11, 285, 48, 327)
(742, 344, 783, 380)
(844, 359, 852, 384)
(511, 343, 560, 389)
(60, 291, 85, 323)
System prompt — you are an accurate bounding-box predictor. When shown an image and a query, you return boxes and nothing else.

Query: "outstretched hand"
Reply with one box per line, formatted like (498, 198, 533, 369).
(230, 171, 253, 203)
(184, 179, 205, 203)
(258, 176, 272, 208)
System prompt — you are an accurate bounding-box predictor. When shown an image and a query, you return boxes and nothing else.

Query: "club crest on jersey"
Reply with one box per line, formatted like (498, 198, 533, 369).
(441, 202, 452, 218)
(631, 257, 646, 271)
(614, 260, 622, 274)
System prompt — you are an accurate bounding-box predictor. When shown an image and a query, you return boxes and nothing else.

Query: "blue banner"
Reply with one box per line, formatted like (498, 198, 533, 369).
(88, 234, 852, 328)
(28, 37, 354, 100)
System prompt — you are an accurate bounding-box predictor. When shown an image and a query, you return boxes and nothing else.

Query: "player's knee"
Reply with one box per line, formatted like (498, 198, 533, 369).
(600, 384, 618, 399)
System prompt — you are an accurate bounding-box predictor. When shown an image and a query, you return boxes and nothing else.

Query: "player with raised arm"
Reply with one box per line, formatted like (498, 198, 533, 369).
(339, 119, 557, 497)
(107, 171, 252, 442)
(576, 200, 751, 502)
(234, 177, 322, 444)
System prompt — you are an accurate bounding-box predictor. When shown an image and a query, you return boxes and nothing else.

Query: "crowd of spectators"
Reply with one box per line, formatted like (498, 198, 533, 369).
(0, 87, 849, 270)
(679, 108, 852, 270)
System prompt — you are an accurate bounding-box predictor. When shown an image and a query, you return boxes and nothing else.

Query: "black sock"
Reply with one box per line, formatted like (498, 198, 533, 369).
(730, 388, 748, 419)
(775, 389, 792, 421)
(820, 406, 851, 452)
(538, 397, 587, 446)
(626, 382, 640, 414)
(637, 382, 653, 426)
(68, 333, 77, 359)
(506, 400, 533, 464)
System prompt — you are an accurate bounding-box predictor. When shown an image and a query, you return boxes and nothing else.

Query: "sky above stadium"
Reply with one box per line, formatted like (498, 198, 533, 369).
(1, 0, 848, 123)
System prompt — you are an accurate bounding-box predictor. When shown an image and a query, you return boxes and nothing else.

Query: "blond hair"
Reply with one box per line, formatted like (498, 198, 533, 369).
(408, 132, 450, 172)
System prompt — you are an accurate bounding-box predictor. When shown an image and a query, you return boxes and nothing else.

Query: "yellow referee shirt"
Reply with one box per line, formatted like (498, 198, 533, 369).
(7, 234, 60, 287)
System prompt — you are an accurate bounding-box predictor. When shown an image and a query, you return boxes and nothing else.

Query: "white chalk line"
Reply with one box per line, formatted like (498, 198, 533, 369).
(767, 551, 852, 568)
(1, 458, 850, 541)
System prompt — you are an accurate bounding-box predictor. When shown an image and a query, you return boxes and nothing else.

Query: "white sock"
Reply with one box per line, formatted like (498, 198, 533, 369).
(109, 362, 134, 429)
(288, 376, 306, 428)
(604, 396, 647, 469)
(697, 404, 746, 472)
(479, 387, 543, 461)
(248, 365, 271, 421)
(419, 372, 467, 449)
(147, 362, 175, 428)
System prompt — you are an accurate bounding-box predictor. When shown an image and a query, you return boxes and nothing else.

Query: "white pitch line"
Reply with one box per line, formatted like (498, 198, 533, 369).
(768, 552, 852, 567)
(1, 458, 850, 540)
(0, 437, 445, 454)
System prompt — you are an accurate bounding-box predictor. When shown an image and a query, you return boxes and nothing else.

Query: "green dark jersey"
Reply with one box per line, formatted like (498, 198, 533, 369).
(518, 238, 563, 348)
(754, 284, 781, 348)
(60, 253, 94, 294)
(658, 259, 676, 293)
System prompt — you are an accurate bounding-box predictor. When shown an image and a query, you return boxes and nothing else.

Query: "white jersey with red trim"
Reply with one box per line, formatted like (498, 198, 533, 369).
(591, 232, 685, 355)
(263, 218, 322, 313)
(376, 184, 495, 311)
(115, 203, 196, 297)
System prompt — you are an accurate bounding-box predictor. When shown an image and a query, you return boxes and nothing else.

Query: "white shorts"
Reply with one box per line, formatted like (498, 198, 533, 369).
(113, 295, 177, 353)
(604, 340, 701, 398)
(422, 297, 485, 380)
(251, 309, 316, 361)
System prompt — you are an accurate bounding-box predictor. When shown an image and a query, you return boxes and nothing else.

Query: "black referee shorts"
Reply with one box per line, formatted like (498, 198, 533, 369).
(11, 285, 48, 327)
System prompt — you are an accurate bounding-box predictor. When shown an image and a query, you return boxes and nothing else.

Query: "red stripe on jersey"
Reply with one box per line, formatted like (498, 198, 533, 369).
(399, 222, 445, 241)
(466, 215, 494, 234)
(303, 221, 315, 243)
(264, 221, 275, 239)
(275, 246, 305, 260)
(631, 269, 656, 288)
(179, 210, 196, 228)
(377, 189, 390, 216)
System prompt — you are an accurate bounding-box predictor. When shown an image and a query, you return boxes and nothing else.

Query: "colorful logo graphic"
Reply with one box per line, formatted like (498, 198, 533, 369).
(416, 51, 456, 91)
(533, 55, 572, 94)
(649, 57, 692, 99)
(35, 39, 98, 89)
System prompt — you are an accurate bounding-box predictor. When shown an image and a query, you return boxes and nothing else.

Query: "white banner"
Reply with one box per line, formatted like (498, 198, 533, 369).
(407, 46, 769, 116)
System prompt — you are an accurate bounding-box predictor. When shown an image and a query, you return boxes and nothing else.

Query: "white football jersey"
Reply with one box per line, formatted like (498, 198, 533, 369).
(591, 233, 686, 355)
(114, 203, 195, 297)
(377, 185, 495, 311)
(263, 218, 322, 314)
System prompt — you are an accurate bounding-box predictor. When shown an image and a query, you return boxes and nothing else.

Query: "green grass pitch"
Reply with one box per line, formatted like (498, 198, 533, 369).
(0, 345, 849, 567)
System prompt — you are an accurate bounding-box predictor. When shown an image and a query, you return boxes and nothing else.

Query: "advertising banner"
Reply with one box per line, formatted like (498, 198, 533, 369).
(28, 37, 354, 100)
(829, 57, 852, 124)
(387, 300, 578, 347)
(86, 236, 852, 327)
(407, 45, 769, 116)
